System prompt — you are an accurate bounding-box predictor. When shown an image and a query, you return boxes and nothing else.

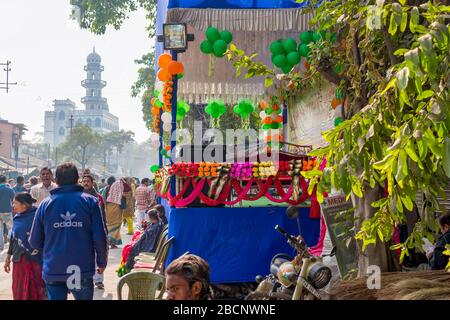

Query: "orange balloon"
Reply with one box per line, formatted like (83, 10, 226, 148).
(260, 100, 267, 109)
(152, 106, 160, 115)
(158, 53, 172, 68)
(167, 61, 179, 75)
(262, 117, 273, 125)
(274, 115, 283, 123)
(157, 68, 171, 82)
(176, 62, 184, 74)
(331, 98, 342, 109)
(265, 136, 272, 142)
(272, 105, 279, 111)
(165, 145, 171, 151)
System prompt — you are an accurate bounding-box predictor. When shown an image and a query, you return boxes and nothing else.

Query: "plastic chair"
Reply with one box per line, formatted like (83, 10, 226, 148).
(134, 236, 175, 274)
(117, 271, 165, 300)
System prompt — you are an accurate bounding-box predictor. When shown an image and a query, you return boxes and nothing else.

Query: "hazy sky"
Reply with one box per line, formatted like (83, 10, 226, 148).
(0, 0, 153, 143)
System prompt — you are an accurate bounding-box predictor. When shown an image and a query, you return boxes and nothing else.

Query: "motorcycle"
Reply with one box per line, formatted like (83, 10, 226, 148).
(246, 207, 334, 300)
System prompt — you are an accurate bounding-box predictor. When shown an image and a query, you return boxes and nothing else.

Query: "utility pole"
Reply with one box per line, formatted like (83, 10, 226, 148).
(69, 115, 74, 133)
(0, 61, 17, 93)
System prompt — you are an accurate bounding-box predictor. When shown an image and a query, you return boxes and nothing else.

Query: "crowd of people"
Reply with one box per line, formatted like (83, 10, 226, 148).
(0, 163, 213, 300)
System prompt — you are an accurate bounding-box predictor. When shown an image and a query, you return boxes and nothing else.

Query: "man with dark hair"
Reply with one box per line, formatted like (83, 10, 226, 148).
(430, 212, 450, 270)
(0, 175, 15, 251)
(165, 254, 212, 300)
(30, 167, 57, 206)
(29, 162, 108, 300)
(13, 176, 26, 193)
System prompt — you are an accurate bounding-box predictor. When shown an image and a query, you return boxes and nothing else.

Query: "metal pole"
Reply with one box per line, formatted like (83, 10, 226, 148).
(169, 51, 178, 201)
(282, 101, 288, 151)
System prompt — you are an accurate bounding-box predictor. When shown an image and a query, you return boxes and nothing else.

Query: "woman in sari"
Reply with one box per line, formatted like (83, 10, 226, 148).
(3, 193, 46, 300)
(122, 178, 135, 235)
(105, 177, 124, 249)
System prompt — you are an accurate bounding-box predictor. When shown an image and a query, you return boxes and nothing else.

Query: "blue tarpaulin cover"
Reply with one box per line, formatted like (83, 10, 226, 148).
(165, 205, 320, 283)
(168, 0, 308, 9)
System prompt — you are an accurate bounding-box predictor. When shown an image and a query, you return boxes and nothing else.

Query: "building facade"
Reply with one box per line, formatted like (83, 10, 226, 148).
(0, 119, 27, 160)
(44, 48, 119, 147)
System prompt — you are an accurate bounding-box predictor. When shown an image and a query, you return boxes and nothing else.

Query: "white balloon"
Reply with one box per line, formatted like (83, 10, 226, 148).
(158, 92, 164, 103)
(155, 81, 164, 92)
(150, 132, 160, 142)
(161, 112, 172, 123)
(259, 111, 266, 119)
(163, 122, 172, 132)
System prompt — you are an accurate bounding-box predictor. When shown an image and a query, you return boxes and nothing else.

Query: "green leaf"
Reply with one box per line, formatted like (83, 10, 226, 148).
(394, 48, 409, 56)
(400, 12, 408, 33)
(373, 153, 395, 171)
(396, 149, 408, 182)
(401, 194, 414, 212)
(264, 77, 273, 88)
(381, 78, 397, 95)
(352, 180, 363, 198)
(443, 137, 450, 178)
(417, 90, 434, 101)
(409, 7, 419, 33)
(396, 67, 409, 91)
(405, 142, 419, 162)
(396, 193, 404, 213)
(389, 12, 398, 35)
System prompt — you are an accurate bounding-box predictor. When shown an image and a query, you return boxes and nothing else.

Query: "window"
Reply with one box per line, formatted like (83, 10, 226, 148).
(95, 118, 101, 128)
(90, 105, 94, 110)
(86, 119, 92, 127)
(59, 111, 65, 121)
(59, 127, 65, 136)
(92, 73, 95, 80)
(91, 89, 95, 96)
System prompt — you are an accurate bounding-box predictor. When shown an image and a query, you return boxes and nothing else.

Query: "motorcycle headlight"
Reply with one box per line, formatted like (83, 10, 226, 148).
(307, 261, 332, 289)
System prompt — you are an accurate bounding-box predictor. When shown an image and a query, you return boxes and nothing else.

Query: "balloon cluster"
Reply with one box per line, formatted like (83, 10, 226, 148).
(157, 53, 184, 82)
(177, 100, 190, 122)
(259, 100, 283, 146)
(200, 27, 233, 58)
(269, 38, 301, 74)
(150, 165, 160, 174)
(160, 145, 171, 159)
(332, 87, 345, 127)
(205, 100, 226, 127)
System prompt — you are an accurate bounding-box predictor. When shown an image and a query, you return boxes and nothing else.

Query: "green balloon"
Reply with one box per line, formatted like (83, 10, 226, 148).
(272, 54, 287, 68)
(177, 108, 186, 117)
(271, 122, 280, 129)
(176, 114, 184, 121)
(200, 40, 214, 54)
(155, 99, 164, 108)
(233, 104, 242, 115)
(265, 107, 273, 115)
(269, 41, 284, 56)
(213, 39, 228, 57)
(150, 165, 159, 173)
(153, 90, 160, 97)
(160, 149, 167, 156)
(206, 27, 220, 42)
(334, 117, 343, 127)
(276, 108, 283, 115)
(299, 31, 313, 44)
(283, 38, 297, 53)
(178, 73, 183, 79)
(335, 88, 343, 100)
(298, 43, 310, 57)
(281, 63, 293, 74)
(220, 30, 233, 44)
(287, 51, 301, 65)
(262, 124, 271, 130)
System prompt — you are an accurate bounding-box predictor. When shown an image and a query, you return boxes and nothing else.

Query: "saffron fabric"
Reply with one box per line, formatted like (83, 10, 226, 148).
(105, 203, 123, 246)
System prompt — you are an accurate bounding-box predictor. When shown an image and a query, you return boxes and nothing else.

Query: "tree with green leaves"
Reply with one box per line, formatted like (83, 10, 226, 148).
(224, 0, 450, 274)
(59, 124, 102, 170)
(96, 130, 135, 172)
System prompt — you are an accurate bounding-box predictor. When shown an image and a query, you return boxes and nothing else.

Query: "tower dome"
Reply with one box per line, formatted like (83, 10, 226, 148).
(87, 47, 101, 63)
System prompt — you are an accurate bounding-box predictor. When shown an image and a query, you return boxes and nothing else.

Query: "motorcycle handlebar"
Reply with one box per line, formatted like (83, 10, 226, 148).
(274, 225, 297, 243)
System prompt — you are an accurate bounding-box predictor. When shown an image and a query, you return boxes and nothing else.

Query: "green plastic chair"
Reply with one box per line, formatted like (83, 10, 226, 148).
(117, 271, 165, 300)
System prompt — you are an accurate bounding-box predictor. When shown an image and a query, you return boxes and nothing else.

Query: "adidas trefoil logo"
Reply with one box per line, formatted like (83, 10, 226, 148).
(53, 211, 83, 228)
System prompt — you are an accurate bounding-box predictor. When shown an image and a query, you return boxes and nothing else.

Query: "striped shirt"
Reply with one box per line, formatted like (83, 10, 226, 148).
(135, 185, 153, 211)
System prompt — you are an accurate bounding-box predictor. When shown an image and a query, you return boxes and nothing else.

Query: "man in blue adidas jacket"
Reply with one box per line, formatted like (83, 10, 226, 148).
(29, 162, 108, 300)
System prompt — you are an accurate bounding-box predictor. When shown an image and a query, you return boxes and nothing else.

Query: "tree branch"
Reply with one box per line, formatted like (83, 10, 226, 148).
(382, 26, 398, 66)
(317, 66, 342, 85)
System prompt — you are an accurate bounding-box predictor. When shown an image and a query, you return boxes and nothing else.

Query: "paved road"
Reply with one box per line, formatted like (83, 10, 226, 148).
(0, 225, 133, 300)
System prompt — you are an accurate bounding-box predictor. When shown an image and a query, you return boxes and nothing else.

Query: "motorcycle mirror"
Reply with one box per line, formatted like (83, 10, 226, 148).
(286, 206, 299, 219)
